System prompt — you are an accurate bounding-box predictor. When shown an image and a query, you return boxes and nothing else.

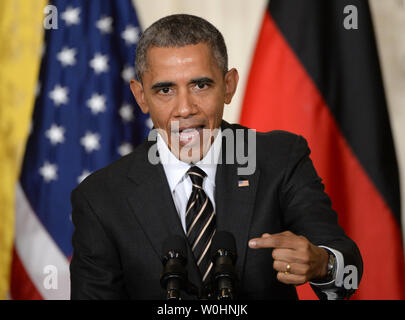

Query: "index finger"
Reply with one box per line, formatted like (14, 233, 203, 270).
(248, 233, 299, 250)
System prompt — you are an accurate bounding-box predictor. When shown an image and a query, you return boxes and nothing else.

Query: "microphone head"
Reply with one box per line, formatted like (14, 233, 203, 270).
(161, 235, 187, 263)
(211, 231, 237, 261)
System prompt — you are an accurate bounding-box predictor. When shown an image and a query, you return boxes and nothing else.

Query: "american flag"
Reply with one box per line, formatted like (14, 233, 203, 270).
(238, 180, 249, 188)
(11, 0, 150, 299)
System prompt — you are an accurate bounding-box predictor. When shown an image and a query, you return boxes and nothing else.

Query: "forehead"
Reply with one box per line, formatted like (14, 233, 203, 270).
(144, 43, 221, 81)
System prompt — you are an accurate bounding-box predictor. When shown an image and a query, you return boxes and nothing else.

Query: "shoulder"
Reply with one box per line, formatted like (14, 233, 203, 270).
(255, 130, 310, 172)
(71, 139, 148, 199)
(223, 121, 301, 142)
(223, 121, 308, 156)
(223, 122, 311, 175)
(257, 129, 309, 158)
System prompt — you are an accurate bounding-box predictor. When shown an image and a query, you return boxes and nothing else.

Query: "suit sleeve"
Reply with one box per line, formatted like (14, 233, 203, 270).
(279, 134, 363, 299)
(70, 187, 128, 299)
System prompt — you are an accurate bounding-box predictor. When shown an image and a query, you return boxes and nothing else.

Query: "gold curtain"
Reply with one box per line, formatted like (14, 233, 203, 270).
(0, 0, 47, 299)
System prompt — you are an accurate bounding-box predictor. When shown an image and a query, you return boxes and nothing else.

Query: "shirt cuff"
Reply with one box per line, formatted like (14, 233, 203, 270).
(309, 245, 345, 288)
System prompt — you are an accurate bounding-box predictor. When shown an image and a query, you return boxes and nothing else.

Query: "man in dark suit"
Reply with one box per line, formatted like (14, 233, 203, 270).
(70, 14, 362, 300)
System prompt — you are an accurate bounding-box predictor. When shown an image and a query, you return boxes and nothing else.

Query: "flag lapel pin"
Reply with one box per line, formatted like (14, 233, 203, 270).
(238, 179, 249, 187)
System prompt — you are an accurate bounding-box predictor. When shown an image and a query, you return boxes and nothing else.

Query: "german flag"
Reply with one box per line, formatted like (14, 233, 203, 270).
(240, 0, 405, 299)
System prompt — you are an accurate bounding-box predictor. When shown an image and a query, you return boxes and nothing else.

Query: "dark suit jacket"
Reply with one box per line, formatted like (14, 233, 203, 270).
(70, 121, 362, 300)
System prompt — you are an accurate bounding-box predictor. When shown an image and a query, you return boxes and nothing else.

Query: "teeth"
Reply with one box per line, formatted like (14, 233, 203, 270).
(182, 128, 197, 133)
(177, 127, 200, 142)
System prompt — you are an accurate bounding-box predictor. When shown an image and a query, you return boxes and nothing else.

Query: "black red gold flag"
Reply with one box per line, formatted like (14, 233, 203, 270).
(240, 0, 404, 299)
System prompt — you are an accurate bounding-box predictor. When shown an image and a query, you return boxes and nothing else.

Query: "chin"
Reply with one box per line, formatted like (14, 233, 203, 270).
(177, 144, 205, 164)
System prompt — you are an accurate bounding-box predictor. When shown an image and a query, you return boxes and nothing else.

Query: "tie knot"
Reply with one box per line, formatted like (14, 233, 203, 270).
(187, 166, 206, 188)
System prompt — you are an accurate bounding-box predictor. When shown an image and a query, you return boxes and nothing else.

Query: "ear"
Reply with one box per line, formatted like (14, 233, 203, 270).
(130, 79, 149, 114)
(224, 68, 239, 105)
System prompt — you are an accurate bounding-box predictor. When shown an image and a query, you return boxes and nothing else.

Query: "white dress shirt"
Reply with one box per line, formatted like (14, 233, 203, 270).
(157, 130, 222, 233)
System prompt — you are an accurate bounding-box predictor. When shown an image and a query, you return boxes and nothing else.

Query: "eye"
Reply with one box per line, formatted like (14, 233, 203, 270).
(159, 87, 171, 94)
(194, 82, 209, 90)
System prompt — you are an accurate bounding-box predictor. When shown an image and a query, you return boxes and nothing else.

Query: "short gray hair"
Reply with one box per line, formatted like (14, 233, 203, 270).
(135, 14, 228, 81)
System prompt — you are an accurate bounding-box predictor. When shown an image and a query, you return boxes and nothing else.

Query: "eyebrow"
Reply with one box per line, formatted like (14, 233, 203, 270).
(150, 77, 215, 90)
(189, 77, 215, 85)
(151, 81, 175, 90)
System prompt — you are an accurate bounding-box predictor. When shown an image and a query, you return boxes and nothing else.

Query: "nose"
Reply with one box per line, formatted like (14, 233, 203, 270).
(174, 88, 198, 118)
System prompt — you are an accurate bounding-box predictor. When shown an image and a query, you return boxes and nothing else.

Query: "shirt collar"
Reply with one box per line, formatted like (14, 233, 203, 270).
(157, 129, 222, 192)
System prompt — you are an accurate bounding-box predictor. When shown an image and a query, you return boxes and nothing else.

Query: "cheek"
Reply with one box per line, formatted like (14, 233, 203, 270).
(148, 108, 170, 131)
(205, 101, 225, 126)
(146, 97, 173, 126)
(196, 93, 224, 122)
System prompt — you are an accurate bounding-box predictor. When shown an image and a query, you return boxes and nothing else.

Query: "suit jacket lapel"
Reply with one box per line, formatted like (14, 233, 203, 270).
(126, 140, 203, 289)
(215, 121, 260, 281)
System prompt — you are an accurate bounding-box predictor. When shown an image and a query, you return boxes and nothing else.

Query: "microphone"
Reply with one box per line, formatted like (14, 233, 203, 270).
(210, 231, 238, 300)
(160, 235, 188, 300)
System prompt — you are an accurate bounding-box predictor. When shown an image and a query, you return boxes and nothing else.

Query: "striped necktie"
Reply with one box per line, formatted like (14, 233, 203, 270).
(186, 166, 216, 283)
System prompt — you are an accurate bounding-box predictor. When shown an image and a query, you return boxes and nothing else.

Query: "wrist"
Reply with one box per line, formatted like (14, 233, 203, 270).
(312, 248, 331, 282)
(320, 248, 330, 278)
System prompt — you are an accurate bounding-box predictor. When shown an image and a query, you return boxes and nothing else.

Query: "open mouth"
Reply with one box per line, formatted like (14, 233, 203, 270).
(172, 125, 204, 145)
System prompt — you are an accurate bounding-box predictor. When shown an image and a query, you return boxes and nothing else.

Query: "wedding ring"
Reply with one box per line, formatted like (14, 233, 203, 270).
(285, 263, 291, 275)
